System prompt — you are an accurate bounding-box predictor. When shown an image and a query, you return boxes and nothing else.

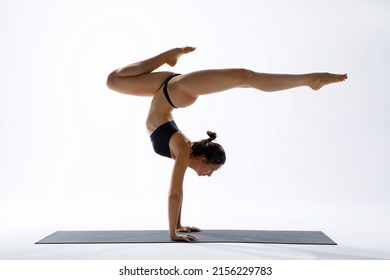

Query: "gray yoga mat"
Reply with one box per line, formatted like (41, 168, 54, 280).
(35, 230, 336, 245)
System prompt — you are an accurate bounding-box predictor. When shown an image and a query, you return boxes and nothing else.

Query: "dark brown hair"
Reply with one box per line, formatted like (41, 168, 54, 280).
(191, 131, 226, 165)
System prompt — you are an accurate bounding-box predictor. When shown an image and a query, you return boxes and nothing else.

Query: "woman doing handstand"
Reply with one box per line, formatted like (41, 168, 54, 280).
(106, 47, 347, 242)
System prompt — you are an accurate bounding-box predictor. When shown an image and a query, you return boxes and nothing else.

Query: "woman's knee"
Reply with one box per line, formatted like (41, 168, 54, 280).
(106, 71, 118, 90)
(234, 68, 255, 86)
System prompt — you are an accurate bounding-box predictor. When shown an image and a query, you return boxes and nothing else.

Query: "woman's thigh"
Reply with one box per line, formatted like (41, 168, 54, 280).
(171, 69, 250, 97)
(107, 71, 174, 97)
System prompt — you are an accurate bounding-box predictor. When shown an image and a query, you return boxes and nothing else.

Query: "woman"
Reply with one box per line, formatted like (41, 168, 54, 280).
(106, 47, 347, 242)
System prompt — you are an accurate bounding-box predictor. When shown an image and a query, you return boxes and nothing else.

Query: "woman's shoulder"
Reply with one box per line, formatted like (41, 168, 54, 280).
(169, 131, 192, 159)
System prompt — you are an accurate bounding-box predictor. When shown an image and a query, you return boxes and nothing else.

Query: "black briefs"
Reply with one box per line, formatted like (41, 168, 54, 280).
(163, 74, 181, 109)
(150, 121, 180, 158)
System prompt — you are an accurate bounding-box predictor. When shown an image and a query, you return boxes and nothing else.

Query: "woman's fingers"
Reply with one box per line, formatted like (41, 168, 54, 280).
(171, 234, 199, 242)
(184, 234, 199, 242)
(189, 226, 202, 232)
(177, 226, 203, 232)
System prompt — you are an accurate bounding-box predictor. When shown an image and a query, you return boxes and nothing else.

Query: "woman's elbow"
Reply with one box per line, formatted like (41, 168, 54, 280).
(168, 191, 182, 201)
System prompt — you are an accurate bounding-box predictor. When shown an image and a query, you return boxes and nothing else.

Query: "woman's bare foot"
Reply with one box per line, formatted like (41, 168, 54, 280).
(166, 47, 196, 67)
(309, 73, 348, 91)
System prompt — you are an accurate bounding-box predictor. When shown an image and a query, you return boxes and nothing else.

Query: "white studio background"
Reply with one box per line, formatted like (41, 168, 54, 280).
(0, 0, 389, 259)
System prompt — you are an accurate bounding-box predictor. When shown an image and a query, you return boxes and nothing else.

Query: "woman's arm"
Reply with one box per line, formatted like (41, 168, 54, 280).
(168, 152, 198, 242)
(168, 135, 199, 242)
(176, 203, 202, 233)
(168, 153, 187, 240)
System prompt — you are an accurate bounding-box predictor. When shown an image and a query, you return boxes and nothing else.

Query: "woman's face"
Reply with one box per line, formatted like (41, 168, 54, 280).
(196, 159, 221, 177)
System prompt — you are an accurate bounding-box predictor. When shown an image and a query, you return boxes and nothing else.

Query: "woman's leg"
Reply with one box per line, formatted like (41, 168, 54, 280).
(106, 47, 195, 96)
(173, 69, 348, 97)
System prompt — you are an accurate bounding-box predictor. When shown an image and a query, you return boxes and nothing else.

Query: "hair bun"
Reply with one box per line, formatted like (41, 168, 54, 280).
(206, 131, 217, 141)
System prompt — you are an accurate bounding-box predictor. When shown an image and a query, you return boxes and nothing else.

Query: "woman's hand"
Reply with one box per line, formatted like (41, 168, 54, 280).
(177, 226, 202, 233)
(169, 225, 202, 242)
(170, 233, 199, 242)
